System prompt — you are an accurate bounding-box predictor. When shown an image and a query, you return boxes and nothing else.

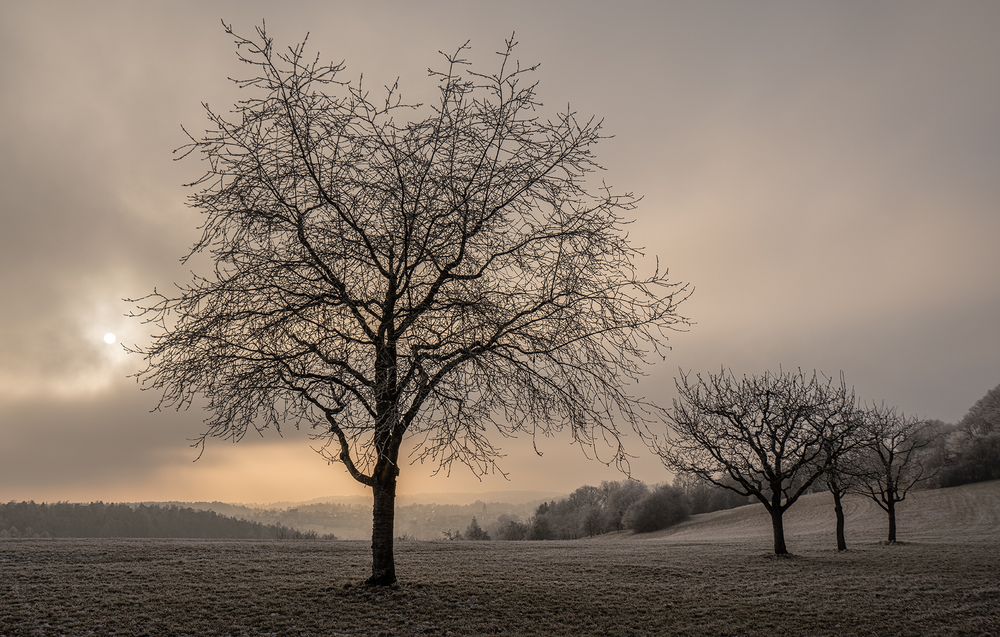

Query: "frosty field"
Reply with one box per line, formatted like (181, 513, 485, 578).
(3, 481, 999, 636)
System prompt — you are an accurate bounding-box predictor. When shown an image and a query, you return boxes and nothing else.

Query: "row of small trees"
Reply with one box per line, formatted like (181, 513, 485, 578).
(658, 369, 937, 554)
(456, 380, 997, 548)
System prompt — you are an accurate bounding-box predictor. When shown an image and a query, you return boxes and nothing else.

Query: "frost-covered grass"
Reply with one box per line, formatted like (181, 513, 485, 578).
(3, 481, 999, 635)
(2, 534, 998, 636)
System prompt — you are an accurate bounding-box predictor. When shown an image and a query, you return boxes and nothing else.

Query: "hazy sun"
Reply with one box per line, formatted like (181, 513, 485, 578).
(103, 332, 117, 345)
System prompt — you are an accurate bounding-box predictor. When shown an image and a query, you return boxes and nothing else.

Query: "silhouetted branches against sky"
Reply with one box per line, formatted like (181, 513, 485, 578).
(660, 369, 859, 511)
(851, 404, 936, 512)
(129, 22, 690, 486)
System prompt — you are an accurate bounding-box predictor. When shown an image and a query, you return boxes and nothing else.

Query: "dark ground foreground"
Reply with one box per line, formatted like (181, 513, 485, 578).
(2, 535, 998, 636)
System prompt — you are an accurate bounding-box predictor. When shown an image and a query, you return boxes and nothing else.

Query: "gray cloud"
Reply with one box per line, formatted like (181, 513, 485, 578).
(1, 1, 998, 501)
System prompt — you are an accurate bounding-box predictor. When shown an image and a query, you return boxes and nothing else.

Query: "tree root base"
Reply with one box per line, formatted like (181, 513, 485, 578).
(364, 573, 398, 588)
(763, 551, 800, 560)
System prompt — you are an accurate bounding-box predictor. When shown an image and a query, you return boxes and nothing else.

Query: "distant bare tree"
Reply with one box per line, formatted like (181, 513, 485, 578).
(820, 440, 864, 551)
(851, 404, 936, 544)
(657, 369, 857, 555)
(129, 24, 688, 586)
(810, 400, 869, 551)
(464, 517, 490, 541)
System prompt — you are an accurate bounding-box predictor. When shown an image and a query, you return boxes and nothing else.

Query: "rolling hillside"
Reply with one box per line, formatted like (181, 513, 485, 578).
(630, 479, 1000, 545)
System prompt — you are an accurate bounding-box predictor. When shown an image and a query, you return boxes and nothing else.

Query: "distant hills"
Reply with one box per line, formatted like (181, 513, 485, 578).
(254, 489, 563, 509)
(145, 496, 549, 540)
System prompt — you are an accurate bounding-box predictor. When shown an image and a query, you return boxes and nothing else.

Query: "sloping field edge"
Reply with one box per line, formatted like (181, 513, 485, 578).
(623, 479, 1000, 545)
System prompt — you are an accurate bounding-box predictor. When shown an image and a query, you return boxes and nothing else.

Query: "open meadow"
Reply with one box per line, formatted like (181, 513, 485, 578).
(2, 481, 999, 636)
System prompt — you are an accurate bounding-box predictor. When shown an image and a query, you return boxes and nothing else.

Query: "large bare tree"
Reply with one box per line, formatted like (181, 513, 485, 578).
(130, 24, 688, 586)
(851, 404, 935, 544)
(657, 369, 857, 555)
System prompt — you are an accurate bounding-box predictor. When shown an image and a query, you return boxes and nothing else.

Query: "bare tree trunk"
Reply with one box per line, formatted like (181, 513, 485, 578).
(887, 498, 897, 544)
(770, 508, 788, 555)
(832, 490, 847, 551)
(367, 336, 401, 587)
(367, 476, 397, 586)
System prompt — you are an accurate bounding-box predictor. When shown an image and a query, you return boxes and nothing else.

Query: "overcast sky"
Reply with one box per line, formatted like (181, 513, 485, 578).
(1, 1, 998, 504)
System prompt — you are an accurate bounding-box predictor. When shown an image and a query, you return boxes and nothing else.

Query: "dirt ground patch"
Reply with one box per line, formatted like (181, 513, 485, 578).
(2, 535, 998, 636)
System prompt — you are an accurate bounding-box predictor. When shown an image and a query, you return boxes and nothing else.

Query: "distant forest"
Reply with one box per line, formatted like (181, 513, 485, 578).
(0, 502, 331, 540)
(449, 475, 751, 541)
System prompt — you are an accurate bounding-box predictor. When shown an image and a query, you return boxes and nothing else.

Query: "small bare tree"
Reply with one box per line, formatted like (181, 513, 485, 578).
(820, 439, 865, 551)
(657, 369, 857, 555)
(851, 404, 935, 544)
(130, 24, 688, 586)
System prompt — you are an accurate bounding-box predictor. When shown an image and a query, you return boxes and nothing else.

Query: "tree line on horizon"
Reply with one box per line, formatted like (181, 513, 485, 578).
(924, 382, 1000, 488)
(0, 502, 333, 540)
(442, 476, 749, 541)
